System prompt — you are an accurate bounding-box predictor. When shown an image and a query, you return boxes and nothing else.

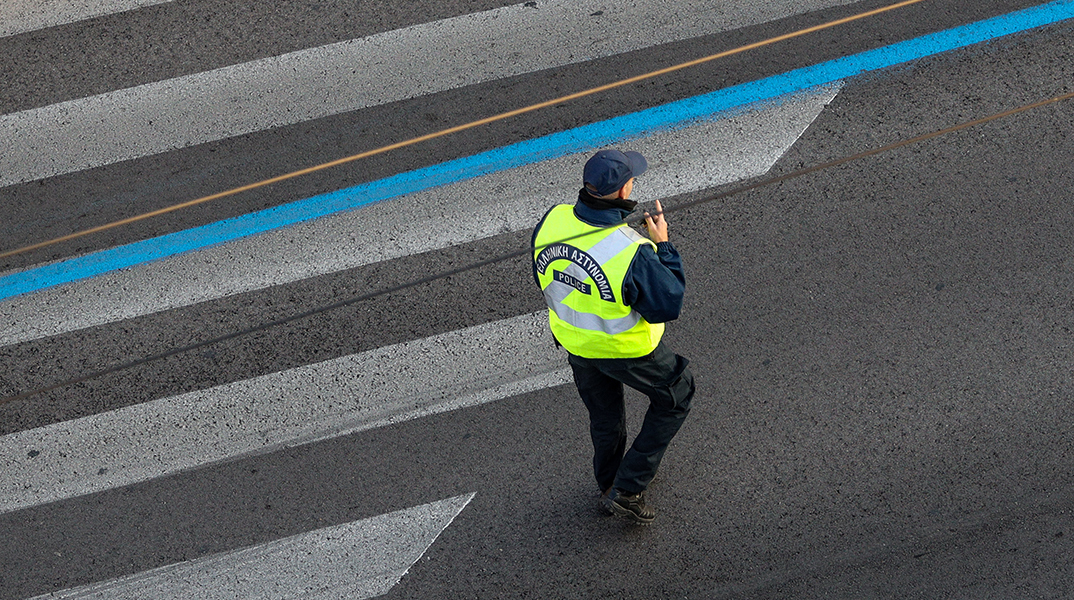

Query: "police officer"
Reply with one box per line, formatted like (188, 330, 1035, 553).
(532, 149, 695, 524)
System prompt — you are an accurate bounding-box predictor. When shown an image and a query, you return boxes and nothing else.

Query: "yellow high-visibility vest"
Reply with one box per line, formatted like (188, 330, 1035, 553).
(533, 204, 664, 358)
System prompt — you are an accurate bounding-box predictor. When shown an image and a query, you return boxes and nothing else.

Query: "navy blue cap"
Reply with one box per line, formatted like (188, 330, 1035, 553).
(583, 150, 648, 197)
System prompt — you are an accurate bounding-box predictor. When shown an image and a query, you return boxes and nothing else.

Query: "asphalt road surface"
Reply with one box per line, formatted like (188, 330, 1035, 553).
(2, 1, 1073, 598)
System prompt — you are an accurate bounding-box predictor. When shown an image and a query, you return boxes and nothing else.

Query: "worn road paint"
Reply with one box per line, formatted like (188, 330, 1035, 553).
(26, 493, 476, 600)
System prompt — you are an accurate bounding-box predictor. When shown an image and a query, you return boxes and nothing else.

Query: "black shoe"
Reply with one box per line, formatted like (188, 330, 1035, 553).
(605, 489, 655, 524)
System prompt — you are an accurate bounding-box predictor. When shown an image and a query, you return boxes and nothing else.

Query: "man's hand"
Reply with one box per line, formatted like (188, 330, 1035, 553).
(643, 199, 669, 243)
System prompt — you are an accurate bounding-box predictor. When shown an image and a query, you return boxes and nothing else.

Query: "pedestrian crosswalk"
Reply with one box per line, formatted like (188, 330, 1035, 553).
(0, 0, 858, 187)
(6, 1, 1072, 598)
(0, 2, 853, 595)
(1, 313, 566, 514)
(0, 83, 841, 344)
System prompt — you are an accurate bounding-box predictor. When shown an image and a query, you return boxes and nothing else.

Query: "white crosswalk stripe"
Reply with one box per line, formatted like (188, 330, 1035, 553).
(1, 313, 565, 514)
(26, 493, 475, 600)
(0, 0, 177, 37)
(0, 0, 855, 187)
(0, 83, 840, 345)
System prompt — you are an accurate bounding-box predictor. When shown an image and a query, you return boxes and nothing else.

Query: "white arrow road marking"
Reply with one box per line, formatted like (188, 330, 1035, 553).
(0, 0, 177, 37)
(1, 313, 564, 514)
(27, 493, 475, 600)
(0, 0, 857, 186)
(0, 84, 841, 346)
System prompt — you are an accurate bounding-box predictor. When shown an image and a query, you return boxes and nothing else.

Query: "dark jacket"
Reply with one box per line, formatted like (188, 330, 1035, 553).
(531, 190, 686, 324)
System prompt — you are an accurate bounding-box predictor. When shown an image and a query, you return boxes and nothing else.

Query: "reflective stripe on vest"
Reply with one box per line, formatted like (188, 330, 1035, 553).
(533, 204, 664, 358)
(542, 232, 641, 334)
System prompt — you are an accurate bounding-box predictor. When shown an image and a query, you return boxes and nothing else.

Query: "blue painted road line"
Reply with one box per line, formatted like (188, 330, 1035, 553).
(3, 0, 1073, 301)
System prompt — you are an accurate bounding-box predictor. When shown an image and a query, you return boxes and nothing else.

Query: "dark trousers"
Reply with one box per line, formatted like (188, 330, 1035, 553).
(568, 342, 695, 494)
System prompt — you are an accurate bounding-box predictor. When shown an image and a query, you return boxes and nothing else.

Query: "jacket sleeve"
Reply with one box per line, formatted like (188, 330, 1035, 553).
(622, 241, 686, 323)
